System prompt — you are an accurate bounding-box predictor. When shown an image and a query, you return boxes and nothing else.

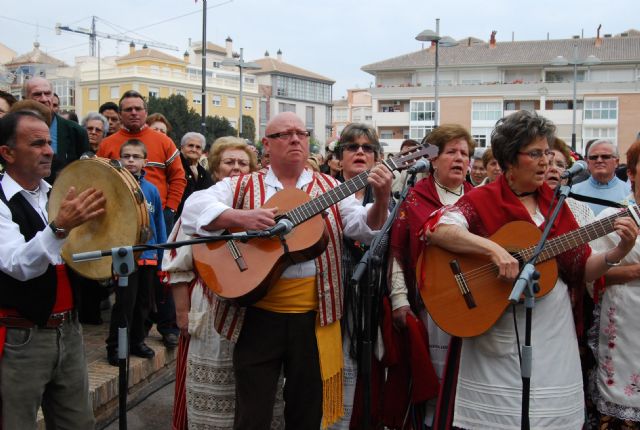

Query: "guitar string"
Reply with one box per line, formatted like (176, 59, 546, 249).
(455, 210, 625, 284)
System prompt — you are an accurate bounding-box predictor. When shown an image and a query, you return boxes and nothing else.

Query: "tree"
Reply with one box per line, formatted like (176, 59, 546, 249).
(147, 94, 237, 147)
(240, 115, 256, 142)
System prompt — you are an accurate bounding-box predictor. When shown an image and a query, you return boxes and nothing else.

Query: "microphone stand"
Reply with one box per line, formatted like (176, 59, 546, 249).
(350, 170, 420, 429)
(509, 182, 571, 430)
(72, 231, 275, 430)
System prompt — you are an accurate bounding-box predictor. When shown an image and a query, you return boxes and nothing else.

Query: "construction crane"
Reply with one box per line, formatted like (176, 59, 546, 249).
(55, 16, 179, 56)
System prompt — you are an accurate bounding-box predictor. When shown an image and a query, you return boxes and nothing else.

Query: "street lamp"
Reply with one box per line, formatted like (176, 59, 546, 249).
(415, 19, 458, 127)
(550, 43, 601, 151)
(222, 48, 260, 138)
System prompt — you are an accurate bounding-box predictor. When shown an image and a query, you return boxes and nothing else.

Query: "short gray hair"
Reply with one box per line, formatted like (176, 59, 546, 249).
(180, 132, 206, 149)
(588, 139, 619, 158)
(81, 112, 109, 137)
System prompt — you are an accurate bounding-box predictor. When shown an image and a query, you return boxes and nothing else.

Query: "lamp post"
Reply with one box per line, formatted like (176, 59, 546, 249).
(415, 19, 458, 128)
(200, 0, 207, 136)
(222, 48, 260, 138)
(550, 43, 601, 151)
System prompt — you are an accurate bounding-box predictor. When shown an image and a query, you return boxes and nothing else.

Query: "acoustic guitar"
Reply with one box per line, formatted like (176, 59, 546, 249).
(419, 206, 640, 338)
(193, 143, 439, 305)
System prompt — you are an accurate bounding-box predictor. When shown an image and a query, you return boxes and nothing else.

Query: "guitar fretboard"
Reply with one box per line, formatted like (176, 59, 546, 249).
(515, 206, 635, 263)
(285, 169, 373, 226)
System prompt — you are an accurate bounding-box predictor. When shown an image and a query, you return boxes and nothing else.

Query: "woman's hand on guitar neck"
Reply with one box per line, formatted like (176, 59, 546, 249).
(611, 216, 639, 259)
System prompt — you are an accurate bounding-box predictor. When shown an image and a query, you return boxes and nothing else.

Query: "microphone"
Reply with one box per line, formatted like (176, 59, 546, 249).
(255, 218, 294, 238)
(407, 159, 430, 175)
(560, 160, 587, 179)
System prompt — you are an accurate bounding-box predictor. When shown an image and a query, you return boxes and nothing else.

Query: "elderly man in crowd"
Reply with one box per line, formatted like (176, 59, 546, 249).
(23, 77, 89, 183)
(572, 139, 631, 215)
(0, 110, 105, 428)
(81, 112, 109, 154)
(181, 111, 393, 429)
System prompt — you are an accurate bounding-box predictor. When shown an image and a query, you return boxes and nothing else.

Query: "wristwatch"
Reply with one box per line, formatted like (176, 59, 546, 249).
(49, 221, 69, 239)
(604, 253, 621, 268)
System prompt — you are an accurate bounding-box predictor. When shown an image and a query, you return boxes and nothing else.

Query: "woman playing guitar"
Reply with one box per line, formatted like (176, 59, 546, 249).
(425, 110, 638, 429)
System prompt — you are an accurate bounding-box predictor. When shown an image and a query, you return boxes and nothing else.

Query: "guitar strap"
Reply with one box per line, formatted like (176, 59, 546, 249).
(568, 192, 626, 209)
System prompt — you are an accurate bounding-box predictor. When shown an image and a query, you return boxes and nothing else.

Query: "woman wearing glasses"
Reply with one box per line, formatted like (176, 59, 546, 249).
(329, 123, 386, 429)
(388, 124, 475, 428)
(425, 110, 637, 429)
(165, 138, 286, 430)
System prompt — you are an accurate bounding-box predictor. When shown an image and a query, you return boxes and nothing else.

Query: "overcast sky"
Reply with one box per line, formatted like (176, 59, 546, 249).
(1, 0, 639, 98)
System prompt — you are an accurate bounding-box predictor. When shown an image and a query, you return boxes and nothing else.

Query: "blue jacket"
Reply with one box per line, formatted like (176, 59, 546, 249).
(136, 171, 167, 263)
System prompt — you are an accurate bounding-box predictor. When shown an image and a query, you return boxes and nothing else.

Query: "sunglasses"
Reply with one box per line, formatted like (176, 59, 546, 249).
(587, 154, 615, 161)
(343, 143, 375, 154)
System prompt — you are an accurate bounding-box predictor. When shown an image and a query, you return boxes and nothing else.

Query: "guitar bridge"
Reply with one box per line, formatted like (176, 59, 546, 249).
(450, 259, 476, 309)
(226, 239, 248, 272)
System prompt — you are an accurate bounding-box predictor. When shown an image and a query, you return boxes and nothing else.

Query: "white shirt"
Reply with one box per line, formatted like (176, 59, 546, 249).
(0, 173, 64, 281)
(181, 167, 380, 279)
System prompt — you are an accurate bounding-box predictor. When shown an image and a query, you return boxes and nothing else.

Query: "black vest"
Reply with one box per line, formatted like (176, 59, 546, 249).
(0, 181, 74, 326)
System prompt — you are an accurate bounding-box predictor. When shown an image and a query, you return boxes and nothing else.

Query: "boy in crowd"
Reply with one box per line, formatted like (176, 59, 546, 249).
(106, 139, 167, 365)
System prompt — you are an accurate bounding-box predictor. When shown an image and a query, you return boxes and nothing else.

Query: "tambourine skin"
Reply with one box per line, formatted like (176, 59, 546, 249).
(48, 157, 150, 280)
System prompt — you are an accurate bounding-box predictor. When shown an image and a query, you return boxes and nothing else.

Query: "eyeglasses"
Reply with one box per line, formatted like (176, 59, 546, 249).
(120, 154, 145, 160)
(588, 154, 615, 161)
(518, 149, 553, 160)
(86, 126, 103, 133)
(221, 158, 250, 168)
(343, 143, 376, 154)
(266, 130, 311, 140)
(121, 106, 145, 113)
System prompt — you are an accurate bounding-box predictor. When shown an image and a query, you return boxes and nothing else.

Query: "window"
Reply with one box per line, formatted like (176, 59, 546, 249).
(279, 102, 296, 113)
(227, 97, 236, 108)
(504, 100, 517, 110)
(148, 87, 159, 99)
(334, 108, 348, 122)
(380, 131, 394, 139)
(471, 127, 494, 148)
(110, 86, 120, 99)
(274, 75, 332, 104)
(89, 88, 98, 101)
(410, 101, 435, 122)
(305, 106, 315, 130)
(212, 95, 221, 106)
(175, 89, 187, 97)
(410, 126, 433, 140)
(365, 115, 372, 121)
(583, 126, 617, 144)
(244, 98, 253, 110)
(192, 93, 202, 104)
(584, 100, 617, 120)
(472, 102, 502, 121)
(212, 61, 221, 68)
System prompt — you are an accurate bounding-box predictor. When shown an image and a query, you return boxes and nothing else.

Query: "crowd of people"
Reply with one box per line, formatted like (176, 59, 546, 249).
(1, 77, 640, 430)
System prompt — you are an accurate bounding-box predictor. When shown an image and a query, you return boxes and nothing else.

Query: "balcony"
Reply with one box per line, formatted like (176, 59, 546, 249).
(372, 111, 410, 127)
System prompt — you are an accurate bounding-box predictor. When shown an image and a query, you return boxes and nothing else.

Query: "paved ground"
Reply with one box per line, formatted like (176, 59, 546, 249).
(103, 381, 175, 430)
(74, 304, 177, 430)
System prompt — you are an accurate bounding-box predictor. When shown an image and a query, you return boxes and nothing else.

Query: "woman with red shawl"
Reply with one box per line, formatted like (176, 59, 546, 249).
(427, 110, 637, 429)
(388, 124, 475, 428)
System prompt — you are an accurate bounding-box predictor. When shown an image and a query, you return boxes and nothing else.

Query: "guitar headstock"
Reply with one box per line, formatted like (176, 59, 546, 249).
(384, 143, 440, 172)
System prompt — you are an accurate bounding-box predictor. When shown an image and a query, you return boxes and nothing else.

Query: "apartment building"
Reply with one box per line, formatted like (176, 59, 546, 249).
(362, 29, 640, 157)
(332, 88, 373, 139)
(75, 38, 258, 130)
(252, 50, 334, 146)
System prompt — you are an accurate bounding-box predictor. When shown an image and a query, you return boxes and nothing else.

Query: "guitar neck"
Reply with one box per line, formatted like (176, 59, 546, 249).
(285, 169, 373, 226)
(517, 207, 632, 263)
